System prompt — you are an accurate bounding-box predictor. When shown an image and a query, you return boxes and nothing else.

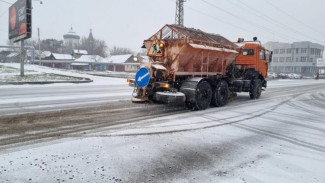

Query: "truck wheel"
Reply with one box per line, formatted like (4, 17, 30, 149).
(211, 80, 229, 107)
(194, 81, 212, 110)
(195, 81, 212, 110)
(250, 79, 262, 99)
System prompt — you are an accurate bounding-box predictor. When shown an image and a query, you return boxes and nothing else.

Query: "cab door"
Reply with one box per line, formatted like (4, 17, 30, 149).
(258, 49, 267, 78)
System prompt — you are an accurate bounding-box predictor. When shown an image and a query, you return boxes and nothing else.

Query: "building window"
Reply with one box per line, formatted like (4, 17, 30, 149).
(273, 57, 278, 62)
(311, 48, 315, 55)
(300, 57, 307, 62)
(296, 58, 298, 62)
(286, 57, 292, 62)
(301, 48, 307, 53)
(274, 49, 279, 54)
(309, 58, 313, 62)
(280, 49, 285, 54)
(279, 57, 285, 62)
(286, 49, 292, 54)
(296, 48, 299, 54)
(315, 49, 322, 56)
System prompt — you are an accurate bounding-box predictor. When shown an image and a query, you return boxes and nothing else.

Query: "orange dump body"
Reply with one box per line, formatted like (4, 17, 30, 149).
(144, 25, 270, 80)
(144, 25, 240, 79)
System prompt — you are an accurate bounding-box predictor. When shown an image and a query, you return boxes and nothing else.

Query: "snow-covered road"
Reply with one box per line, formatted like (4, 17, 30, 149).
(0, 64, 132, 116)
(0, 79, 325, 183)
(0, 84, 133, 116)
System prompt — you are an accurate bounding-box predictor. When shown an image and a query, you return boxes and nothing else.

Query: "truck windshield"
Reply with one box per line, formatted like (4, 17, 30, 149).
(242, 49, 254, 56)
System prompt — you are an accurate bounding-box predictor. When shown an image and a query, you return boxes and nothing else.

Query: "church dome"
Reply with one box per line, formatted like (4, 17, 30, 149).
(63, 27, 80, 40)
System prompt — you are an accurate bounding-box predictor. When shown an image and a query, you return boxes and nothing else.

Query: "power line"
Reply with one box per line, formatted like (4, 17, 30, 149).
(263, 0, 325, 37)
(168, 0, 284, 42)
(231, 0, 325, 44)
(200, 0, 300, 42)
(182, 4, 277, 41)
(200, 0, 325, 45)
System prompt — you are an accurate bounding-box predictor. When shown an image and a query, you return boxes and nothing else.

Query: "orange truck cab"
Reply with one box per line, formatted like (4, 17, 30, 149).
(236, 40, 272, 79)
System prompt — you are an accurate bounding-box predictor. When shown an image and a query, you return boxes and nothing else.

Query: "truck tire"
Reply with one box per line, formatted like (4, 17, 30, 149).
(250, 79, 262, 99)
(211, 80, 229, 107)
(194, 81, 212, 110)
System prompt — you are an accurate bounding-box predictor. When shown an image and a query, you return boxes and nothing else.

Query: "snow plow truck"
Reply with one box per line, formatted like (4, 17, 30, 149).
(128, 24, 272, 110)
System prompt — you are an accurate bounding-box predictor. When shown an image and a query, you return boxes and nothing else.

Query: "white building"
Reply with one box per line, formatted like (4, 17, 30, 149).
(264, 41, 324, 76)
(63, 27, 80, 50)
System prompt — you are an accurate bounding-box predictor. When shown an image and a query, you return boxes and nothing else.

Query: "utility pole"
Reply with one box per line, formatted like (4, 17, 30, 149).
(20, 40, 25, 77)
(38, 27, 41, 65)
(175, 0, 186, 27)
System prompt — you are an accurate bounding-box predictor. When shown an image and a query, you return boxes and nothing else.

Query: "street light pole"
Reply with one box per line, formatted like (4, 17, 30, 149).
(38, 27, 41, 65)
(20, 39, 25, 77)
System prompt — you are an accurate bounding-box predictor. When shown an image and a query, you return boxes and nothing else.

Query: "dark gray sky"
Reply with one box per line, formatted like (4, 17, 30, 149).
(1, 0, 325, 54)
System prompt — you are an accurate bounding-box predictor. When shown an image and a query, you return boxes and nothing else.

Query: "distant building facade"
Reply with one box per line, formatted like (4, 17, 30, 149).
(124, 55, 143, 72)
(264, 41, 324, 76)
(41, 53, 75, 69)
(73, 49, 88, 59)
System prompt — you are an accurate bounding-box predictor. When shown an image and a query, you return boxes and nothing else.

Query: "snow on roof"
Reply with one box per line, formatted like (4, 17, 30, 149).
(73, 49, 88, 55)
(108, 54, 133, 64)
(52, 53, 74, 60)
(75, 55, 104, 63)
(41, 51, 52, 58)
(33, 51, 52, 58)
(6, 52, 19, 58)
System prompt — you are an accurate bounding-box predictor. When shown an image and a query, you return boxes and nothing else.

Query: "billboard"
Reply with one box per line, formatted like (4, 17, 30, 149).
(8, 0, 32, 42)
(317, 58, 325, 67)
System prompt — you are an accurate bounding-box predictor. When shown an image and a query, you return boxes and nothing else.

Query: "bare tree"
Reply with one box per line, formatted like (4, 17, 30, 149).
(40, 39, 65, 53)
(109, 46, 133, 55)
(79, 37, 108, 57)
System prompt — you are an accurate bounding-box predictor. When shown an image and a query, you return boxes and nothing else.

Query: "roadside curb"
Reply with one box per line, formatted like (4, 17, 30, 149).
(89, 73, 135, 79)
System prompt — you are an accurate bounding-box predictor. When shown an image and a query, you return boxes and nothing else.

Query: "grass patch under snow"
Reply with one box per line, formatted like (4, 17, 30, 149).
(0, 65, 91, 84)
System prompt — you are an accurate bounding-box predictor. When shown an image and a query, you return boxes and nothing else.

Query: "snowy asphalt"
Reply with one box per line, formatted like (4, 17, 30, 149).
(0, 79, 325, 182)
(0, 84, 133, 116)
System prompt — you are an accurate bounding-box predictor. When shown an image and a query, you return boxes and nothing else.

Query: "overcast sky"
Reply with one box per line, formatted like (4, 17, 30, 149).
(0, 0, 325, 55)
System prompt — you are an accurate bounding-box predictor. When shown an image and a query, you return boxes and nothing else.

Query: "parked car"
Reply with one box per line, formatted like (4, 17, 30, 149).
(267, 72, 278, 79)
(288, 73, 302, 79)
(278, 73, 288, 79)
(296, 74, 303, 79)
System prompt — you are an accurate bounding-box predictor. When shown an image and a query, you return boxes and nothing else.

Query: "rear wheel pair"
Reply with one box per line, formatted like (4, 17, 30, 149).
(211, 80, 229, 107)
(185, 80, 228, 110)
